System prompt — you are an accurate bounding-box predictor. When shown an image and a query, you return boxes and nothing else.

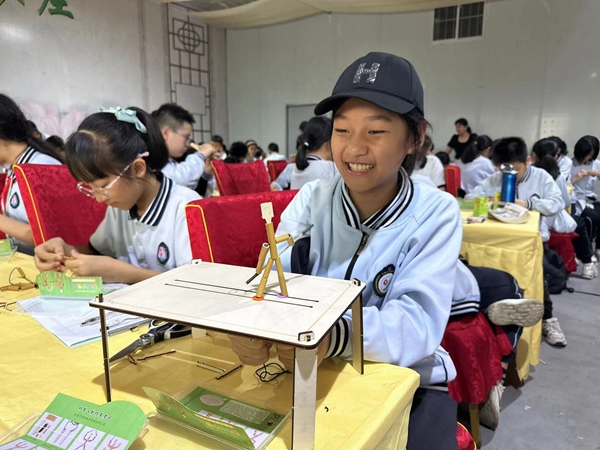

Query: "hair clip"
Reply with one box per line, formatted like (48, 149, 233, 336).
(99, 107, 148, 134)
(304, 141, 310, 148)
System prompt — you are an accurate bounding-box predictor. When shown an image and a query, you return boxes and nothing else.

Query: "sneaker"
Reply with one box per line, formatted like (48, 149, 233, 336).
(542, 318, 567, 347)
(592, 255, 599, 277)
(582, 262, 596, 279)
(486, 299, 544, 327)
(479, 381, 505, 430)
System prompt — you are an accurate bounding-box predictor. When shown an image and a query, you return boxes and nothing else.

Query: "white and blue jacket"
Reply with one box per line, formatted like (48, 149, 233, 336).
(276, 169, 462, 386)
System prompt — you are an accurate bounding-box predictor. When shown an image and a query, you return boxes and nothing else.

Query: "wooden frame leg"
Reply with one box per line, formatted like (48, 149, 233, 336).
(468, 403, 481, 449)
(292, 347, 318, 450)
(98, 295, 112, 402)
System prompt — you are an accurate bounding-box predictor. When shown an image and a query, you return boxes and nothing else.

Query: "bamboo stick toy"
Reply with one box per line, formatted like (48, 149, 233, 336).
(251, 202, 294, 300)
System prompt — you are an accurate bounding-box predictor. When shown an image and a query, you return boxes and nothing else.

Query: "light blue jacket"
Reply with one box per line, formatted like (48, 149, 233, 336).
(276, 173, 462, 386)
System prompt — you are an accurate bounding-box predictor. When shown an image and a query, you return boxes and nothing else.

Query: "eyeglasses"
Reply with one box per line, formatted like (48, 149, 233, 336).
(171, 128, 193, 144)
(77, 152, 149, 201)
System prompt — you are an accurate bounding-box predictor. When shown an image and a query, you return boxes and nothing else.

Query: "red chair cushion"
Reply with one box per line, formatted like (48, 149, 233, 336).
(445, 164, 461, 197)
(14, 164, 107, 247)
(267, 160, 289, 182)
(547, 231, 578, 274)
(185, 190, 298, 267)
(441, 312, 513, 404)
(457, 423, 476, 450)
(212, 160, 271, 196)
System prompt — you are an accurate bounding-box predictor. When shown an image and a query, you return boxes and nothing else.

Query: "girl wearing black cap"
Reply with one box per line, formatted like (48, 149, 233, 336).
(229, 52, 463, 449)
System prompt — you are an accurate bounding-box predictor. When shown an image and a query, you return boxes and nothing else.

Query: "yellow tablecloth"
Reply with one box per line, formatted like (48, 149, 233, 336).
(0, 254, 420, 449)
(460, 210, 544, 380)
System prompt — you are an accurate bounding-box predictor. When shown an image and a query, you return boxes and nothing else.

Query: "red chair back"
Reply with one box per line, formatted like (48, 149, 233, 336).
(445, 164, 461, 197)
(212, 160, 271, 196)
(185, 190, 298, 267)
(13, 164, 107, 246)
(267, 160, 289, 182)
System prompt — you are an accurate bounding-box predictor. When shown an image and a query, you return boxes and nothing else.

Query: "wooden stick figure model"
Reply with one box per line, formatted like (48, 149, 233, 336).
(250, 202, 294, 300)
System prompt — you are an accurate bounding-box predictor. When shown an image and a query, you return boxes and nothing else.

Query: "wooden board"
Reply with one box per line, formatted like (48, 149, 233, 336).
(90, 261, 364, 348)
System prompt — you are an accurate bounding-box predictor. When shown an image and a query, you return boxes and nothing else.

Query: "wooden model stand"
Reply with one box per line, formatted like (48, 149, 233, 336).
(92, 262, 364, 450)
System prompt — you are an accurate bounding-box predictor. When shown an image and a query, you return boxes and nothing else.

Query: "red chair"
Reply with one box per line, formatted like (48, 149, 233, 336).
(212, 160, 271, 196)
(547, 231, 578, 274)
(441, 313, 513, 448)
(267, 160, 289, 182)
(445, 164, 461, 197)
(185, 190, 298, 267)
(13, 164, 107, 246)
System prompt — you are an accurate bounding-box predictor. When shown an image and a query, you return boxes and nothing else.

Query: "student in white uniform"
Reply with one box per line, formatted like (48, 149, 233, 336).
(230, 53, 462, 449)
(471, 137, 568, 347)
(262, 143, 287, 166)
(0, 94, 62, 255)
(571, 136, 600, 257)
(549, 136, 573, 182)
(412, 135, 446, 190)
(152, 103, 216, 190)
(532, 138, 596, 278)
(33, 107, 200, 284)
(458, 135, 495, 197)
(276, 117, 338, 191)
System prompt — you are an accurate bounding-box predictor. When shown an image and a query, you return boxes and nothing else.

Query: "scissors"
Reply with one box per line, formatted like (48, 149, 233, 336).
(109, 320, 191, 362)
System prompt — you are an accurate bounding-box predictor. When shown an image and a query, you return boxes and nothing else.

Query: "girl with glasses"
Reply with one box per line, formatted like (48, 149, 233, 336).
(34, 106, 200, 284)
(0, 94, 62, 255)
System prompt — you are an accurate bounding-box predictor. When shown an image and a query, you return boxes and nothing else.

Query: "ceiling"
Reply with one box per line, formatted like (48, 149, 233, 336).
(154, 0, 491, 28)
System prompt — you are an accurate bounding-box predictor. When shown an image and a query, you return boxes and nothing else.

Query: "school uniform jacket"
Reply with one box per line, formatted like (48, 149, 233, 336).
(557, 155, 573, 182)
(276, 169, 462, 386)
(89, 175, 199, 272)
(162, 152, 207, 190)
(459, 155, 496, 196)
(470, 165, 564, 216)
(3, 147, 61, 254)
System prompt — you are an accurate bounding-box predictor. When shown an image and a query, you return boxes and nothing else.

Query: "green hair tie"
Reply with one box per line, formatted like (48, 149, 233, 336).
(99, 107, 147, 134)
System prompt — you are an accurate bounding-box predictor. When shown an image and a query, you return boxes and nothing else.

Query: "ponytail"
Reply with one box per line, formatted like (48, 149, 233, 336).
(460, 134, 492, 164)
(532, 138, 560, 180)
(296, 116, 332, 171)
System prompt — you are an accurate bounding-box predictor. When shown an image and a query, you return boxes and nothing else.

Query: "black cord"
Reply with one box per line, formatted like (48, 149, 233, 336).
(573, 290, 600, 298)
(254, 363, 290, 382)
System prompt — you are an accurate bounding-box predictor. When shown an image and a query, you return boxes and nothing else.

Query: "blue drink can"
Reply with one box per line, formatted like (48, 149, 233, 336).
(500, 164, 518, 203)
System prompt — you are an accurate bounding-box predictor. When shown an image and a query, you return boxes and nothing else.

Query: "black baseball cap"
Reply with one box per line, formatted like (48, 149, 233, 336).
(314, 52, 424, 116)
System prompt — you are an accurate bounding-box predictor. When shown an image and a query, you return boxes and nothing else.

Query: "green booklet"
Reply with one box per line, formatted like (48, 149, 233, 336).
(144, 386, 288, 450)
(0, 393, 146, 449)
(36, 272, 103, 299)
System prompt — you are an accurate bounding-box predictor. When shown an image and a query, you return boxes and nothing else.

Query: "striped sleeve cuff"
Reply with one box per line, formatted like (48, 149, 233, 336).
(325, 316, 351, 358)
(201, 171, 214, 181)
(197, 152, 206, 162)
(526, 199, 532, 210)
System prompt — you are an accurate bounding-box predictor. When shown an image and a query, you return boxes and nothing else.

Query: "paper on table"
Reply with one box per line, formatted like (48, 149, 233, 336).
(16, 284, 149, 348)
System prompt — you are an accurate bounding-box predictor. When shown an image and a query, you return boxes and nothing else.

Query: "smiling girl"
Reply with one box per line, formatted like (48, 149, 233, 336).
(34, 107, 200, 284)
(229, 53, 463, 449)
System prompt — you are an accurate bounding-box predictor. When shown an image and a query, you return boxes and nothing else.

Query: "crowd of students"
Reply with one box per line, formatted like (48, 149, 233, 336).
(0, 50, 596, 449)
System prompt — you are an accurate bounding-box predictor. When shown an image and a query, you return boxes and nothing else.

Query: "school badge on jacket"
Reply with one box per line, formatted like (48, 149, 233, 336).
(10, 192, 19, 209)
(374, 264, 395, 296)
(157, 242, 170, 265)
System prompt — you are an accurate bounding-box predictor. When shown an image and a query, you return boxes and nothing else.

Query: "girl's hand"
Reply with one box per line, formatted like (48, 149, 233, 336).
(228, 335, 273, 366)
(34, 238, 71, 272)
(63, 250, 112, 277)
(578, 170, 590, 179)
(514, 199, 527, 208)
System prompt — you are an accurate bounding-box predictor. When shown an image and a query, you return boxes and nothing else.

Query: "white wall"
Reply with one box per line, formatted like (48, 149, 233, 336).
(0, 0, 170, 138)
(227, 0, 600, 154)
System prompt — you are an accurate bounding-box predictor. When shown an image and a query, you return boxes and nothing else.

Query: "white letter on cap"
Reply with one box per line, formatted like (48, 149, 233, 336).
(353, 63, 380, 84)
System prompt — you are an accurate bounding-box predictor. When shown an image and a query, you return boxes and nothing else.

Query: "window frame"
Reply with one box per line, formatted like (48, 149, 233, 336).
(432, 2, 486, 44)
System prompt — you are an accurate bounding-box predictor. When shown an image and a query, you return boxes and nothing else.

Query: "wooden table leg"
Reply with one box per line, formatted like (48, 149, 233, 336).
(292, 347, 318, 449)
(468, 403, 481, 449)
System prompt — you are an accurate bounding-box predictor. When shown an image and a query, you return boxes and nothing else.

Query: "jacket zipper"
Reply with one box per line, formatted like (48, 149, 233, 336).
(344, 232, 369, 280)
